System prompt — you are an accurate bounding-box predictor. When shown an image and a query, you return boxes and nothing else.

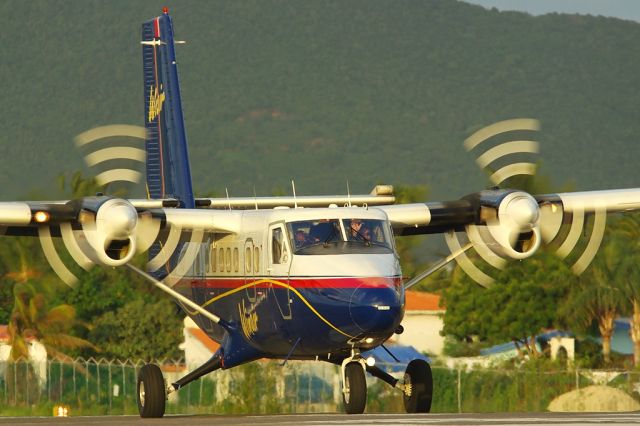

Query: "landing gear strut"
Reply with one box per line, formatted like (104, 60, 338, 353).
(340, 350, 367, 414)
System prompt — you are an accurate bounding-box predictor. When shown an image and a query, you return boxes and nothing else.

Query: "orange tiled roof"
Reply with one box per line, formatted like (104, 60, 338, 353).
(0, 325, 9, 343)
(187, 327, 220, 353)
(405, 291, 445, 311)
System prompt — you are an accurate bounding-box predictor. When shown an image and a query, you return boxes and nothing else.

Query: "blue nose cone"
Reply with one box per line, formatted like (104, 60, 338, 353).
(349, 285, 403, 334)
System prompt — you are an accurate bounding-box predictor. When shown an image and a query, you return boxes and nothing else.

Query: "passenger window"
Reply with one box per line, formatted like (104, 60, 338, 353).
(233, 248, 239, 272)
(218, 248, 224, 272)
(210, 244, 216, 273)
(245, 247, 252, 272)
(225, 248, 231, 272)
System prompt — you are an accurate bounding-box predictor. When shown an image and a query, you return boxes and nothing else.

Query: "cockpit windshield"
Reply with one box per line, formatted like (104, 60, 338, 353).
(287, 219, 392, 255)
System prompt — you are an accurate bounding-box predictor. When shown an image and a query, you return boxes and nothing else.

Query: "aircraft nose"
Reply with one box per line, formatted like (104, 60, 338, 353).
(349, 285, 402, 334)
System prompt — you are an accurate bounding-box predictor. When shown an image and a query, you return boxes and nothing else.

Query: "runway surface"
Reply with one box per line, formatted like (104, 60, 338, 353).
(0, 413, 639, 425)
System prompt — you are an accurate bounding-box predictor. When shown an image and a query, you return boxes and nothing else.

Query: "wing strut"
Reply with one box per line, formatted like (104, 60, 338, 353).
(403, 242, 473, 290)
(126, 264, 230, 330)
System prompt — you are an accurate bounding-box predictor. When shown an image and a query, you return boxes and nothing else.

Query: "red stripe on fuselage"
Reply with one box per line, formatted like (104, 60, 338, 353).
(154, 18, 160, 38)
(186, 276, 402, 289)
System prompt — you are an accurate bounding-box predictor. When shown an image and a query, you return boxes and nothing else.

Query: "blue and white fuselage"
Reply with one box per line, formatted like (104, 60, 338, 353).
(173, 206, 405, 367)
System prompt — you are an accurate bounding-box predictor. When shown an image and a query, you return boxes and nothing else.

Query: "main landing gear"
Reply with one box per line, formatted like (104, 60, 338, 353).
(136, 353, 223, 418)
(339, 350, 433, 414)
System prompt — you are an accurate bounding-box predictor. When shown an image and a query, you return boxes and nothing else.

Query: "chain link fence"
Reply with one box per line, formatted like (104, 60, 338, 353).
(1, 358, 639, 415)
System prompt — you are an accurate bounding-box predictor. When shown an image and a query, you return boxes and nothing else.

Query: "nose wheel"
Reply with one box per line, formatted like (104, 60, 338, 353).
(342, 361, 367, 414)
(137, 363, 166, 418)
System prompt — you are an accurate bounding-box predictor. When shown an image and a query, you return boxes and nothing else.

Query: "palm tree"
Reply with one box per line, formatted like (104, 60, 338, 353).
(8, 282, 95, 361)
(613, 213, 640, 366)
(566, 237, 627, 365)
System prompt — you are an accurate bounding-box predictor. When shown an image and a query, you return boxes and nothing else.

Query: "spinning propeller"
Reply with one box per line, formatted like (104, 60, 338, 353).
(37, 125, 204, 287)
(446, 118, 607, 287)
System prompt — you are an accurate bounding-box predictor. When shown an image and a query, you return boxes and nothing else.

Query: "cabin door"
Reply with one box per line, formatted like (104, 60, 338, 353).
(268, 223, 292, 319)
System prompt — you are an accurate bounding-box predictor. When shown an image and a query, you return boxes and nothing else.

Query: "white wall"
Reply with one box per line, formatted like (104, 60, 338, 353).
(397, 312, 445, 356)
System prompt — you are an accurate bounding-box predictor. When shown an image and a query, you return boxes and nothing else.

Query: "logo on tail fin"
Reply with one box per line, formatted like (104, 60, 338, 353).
(148, 85, 165, 122)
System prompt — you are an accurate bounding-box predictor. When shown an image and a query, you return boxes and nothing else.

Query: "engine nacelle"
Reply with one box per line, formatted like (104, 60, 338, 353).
(468, 190, 542, 260)
(75, 197, 138, 267)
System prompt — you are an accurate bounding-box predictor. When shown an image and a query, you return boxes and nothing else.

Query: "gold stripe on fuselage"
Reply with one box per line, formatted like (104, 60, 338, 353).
(187, 278, 357, 339)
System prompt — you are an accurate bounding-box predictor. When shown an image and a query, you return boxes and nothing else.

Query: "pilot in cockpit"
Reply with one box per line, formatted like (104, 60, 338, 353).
(349, 219, 369, 241)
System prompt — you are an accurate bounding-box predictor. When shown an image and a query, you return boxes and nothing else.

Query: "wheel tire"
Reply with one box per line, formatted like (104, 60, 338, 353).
(403, 359, 433, 413)
(342, 362, 367, 414)
(137, 364, 166, 418)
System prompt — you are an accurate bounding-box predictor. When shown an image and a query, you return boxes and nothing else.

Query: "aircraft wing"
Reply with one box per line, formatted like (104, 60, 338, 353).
(377, 187, 640, 285)
(0, 196, 243, 286)
(380, 188, 640, 235)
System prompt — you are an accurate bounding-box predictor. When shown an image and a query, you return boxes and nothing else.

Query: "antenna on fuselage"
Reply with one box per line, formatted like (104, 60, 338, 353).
(346, 180, 352, 207)
(253, 186, 258, 210)
(291, 180, 298, 209)
(225, 188, 231, 210)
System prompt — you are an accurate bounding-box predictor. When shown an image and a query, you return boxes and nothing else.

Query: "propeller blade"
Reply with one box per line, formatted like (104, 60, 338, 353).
(571, 207, 606, 275)
(464, 119, 540, 186)
(445, 231, 494, 288)
(539, 202, 564, 243)
(147, 224, 183, 272)
(466, 224, 508, 269)
(555, 205, 585, 260)
(38, 226, 78, 287)
(135, 212, 162, 254)
(163, 228, 205, 287)
(59, 222, 93, 271)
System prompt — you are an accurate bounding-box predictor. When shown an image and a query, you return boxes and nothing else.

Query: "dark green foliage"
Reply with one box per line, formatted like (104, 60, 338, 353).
(441, 252, 576, 352)
(90, 298, 183, 360)
(0, 1, 639, 202)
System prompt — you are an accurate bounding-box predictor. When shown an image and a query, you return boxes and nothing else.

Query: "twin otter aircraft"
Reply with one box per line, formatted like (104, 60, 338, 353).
(2, 9, 640, 418)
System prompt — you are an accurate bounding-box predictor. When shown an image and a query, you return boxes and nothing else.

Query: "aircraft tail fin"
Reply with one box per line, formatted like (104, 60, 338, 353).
(141, 9, 195, 208)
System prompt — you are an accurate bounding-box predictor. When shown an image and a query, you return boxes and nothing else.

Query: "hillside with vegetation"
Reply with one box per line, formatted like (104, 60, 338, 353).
(1, 0, 639, 202)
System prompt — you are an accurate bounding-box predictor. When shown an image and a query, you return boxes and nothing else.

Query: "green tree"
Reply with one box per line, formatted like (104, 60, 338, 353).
(612, 213, 640, 366)
(90, 298, 184, 360)
(442, 252, 574, 358)
(8, 282, 94, 361)
(562, 237, 627, 365)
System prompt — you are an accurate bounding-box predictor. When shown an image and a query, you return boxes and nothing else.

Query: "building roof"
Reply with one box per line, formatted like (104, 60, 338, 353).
(0, 325, 8, 343)
(186, 327, 220, 354)
(405, 291, 444, 312)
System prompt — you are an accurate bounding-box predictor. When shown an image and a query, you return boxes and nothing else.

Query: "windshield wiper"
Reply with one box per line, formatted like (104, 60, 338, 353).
(323, 225, 340, 246)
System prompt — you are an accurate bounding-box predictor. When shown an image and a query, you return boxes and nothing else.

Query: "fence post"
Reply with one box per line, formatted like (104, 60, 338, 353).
(457, 368, 462, 413)
(97, 361, 101, 405)
(73, 361, 76, 400)
(121, 363, 126, 399)
(47, 358, 51, 402)
(26, 361, 30, 408)
(575, 368, 579, 391)
(108, 361, 112, 414)
(85, 360, 90, 402)
(59, 359, 63, 403)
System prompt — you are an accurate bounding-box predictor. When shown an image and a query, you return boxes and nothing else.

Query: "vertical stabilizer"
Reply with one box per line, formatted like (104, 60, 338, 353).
(142, 9, 195, 208)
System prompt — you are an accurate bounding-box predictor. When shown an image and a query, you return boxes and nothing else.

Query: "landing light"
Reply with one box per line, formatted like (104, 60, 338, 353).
(34, 211, 50, 223)
(366, 356, 376, 367)
(365, 337, 374, 344)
